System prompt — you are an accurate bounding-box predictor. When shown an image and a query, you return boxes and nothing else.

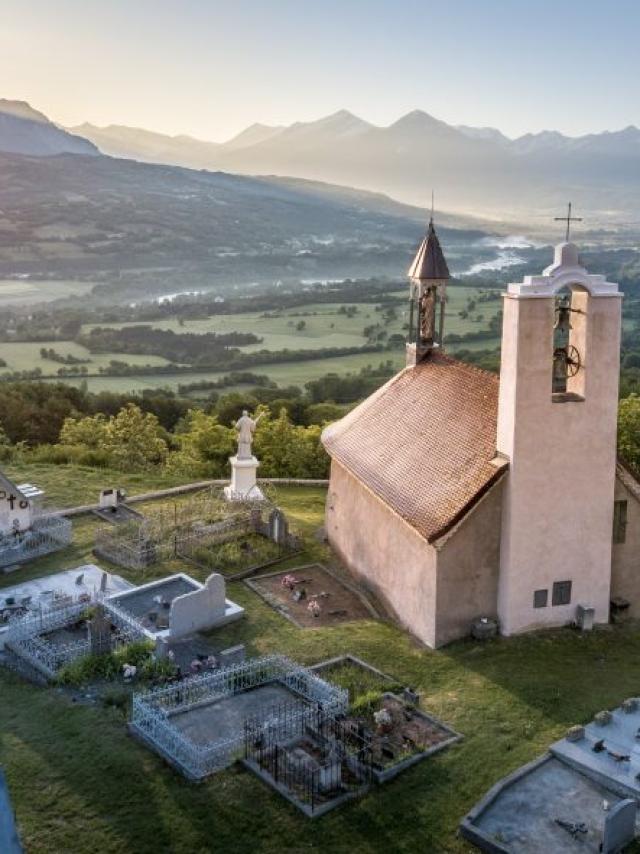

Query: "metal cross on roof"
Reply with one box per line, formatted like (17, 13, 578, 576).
(554, 202, 582, 242)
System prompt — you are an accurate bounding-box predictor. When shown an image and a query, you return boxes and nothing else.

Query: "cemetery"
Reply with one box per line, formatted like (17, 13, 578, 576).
(0, 475, 71, 570)
(1, 565, 243, 681)
(246, 563, 377, 627)
(0, 565, 130, 650)
(93, 488, 299, 576)
(130, 654, 348, 780)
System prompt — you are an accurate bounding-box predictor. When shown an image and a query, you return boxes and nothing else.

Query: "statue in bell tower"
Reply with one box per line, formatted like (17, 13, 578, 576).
(406, 216, 450, 367)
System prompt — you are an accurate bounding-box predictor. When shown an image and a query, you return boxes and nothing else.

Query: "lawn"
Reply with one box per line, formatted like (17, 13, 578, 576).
(4, 467, 636, 852)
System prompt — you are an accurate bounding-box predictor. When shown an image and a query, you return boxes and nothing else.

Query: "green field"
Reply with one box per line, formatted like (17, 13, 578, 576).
(0, 279, 94, 306)
(21, 285, 500, 392)
(39, 350, 406, 393)
(0, 341, 173, 374)
(1, 463, 640, 853)
(81, 287, 499, 350)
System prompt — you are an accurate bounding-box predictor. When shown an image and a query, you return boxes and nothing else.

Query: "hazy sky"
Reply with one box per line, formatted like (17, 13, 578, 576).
(2, 0, 638, 141)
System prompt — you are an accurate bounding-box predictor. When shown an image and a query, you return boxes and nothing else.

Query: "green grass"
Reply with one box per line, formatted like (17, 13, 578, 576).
(0, 341, 172, 373)
(7, 469, 637, 852)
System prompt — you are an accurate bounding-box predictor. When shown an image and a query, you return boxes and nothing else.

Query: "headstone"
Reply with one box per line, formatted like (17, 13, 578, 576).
(89, 604, 113, 656)
(169, 573, 230, 639)
(602, 799, 636, 854)
(403, 687, 420, 707)
(268, 508, 289, 545)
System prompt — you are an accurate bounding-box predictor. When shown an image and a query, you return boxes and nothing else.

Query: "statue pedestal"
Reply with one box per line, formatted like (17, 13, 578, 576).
(224, 455, 264, 502)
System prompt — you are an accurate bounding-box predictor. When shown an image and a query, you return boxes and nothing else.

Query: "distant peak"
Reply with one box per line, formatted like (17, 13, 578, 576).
(0, 98, 50, 124)
(389, 110, 448, 130)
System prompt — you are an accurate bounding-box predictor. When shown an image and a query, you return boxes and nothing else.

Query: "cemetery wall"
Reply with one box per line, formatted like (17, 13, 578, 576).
(325, 460, 438, 647)
(610, 475, 640, 617)
(434, 477, 504, 646)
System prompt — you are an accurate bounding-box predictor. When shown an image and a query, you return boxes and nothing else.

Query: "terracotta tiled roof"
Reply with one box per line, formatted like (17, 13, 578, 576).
(407, 220, 450, 281)
(322, 351, 507, 543)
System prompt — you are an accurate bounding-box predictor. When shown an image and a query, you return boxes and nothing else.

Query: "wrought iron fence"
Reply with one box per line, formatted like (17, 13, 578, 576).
(0, 513, 72, 569)
(130, 655, 347, 779)
(4, 594, 147, 681)
(244, 706, 373, 812)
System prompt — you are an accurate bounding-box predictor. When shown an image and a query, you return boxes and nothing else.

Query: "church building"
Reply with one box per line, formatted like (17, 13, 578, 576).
(322, 220, 640, 647)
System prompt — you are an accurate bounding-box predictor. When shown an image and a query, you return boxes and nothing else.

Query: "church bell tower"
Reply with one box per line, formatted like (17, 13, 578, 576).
(406, 218, 450, 366)
(496, 240, 622, 635)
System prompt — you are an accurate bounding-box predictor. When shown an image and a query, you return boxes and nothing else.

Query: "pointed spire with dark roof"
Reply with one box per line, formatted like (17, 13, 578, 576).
(407, 219, 450, 282)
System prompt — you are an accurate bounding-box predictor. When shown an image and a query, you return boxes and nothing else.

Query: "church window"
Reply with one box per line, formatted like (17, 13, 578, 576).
(533, 589, 548, 608)
(552, 580, 572, 606)
(613, 500, 628, 544)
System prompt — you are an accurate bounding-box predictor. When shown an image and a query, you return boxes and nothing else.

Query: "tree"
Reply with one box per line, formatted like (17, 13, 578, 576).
(166, 410, 235, 477)
(60, 413, 109, 449)
(253, 409, 329, 478)
(105, 404, 168, 470)
(618, 394, 640, 469)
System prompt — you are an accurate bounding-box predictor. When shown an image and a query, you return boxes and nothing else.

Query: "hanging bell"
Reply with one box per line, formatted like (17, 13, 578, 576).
(554, 300, 573, 333)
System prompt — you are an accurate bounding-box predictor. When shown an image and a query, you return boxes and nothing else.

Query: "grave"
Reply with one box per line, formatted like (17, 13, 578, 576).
(0, 472, 71, 570)
(245, 563, 378, 628)
(243, 711, 373, 817)
(105, 571, 244, 643)
(94, 488, 297, 575)
(549, 699, 640, 799)
(0, 564, 131, 650)
(461, 699, 640, 852)
(461, 755, 639, 854)
(92, 487, 144, 525)
(130, 654, 347, 780)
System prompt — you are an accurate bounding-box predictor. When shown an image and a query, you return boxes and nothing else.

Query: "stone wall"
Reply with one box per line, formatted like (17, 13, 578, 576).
(610, 473, 640, 617)
(325, 460, 438, 647)
(435, 477, 504, 646)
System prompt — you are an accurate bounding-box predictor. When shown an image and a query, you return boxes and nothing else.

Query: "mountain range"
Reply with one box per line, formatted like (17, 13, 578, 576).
(70, 109, 640, 223)
(0, 99, 496, 301)
(0, 99, 98, 157)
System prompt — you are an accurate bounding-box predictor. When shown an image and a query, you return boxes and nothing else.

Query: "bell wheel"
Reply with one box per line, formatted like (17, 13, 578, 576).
(554, 345, 581, 377)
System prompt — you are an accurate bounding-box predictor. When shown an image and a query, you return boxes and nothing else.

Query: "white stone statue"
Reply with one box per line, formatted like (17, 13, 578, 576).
(234, 410, 264, 460)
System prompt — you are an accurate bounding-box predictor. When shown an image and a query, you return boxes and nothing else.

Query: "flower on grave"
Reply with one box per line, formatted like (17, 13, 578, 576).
(373, 708, 393, 731)
(307, 597, 321, 617)
(122, 663, 137, 681)
(281, 574, 298, 590)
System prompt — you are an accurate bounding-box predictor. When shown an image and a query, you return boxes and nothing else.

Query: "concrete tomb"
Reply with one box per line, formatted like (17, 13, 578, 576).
(106, 572, 244, 642)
